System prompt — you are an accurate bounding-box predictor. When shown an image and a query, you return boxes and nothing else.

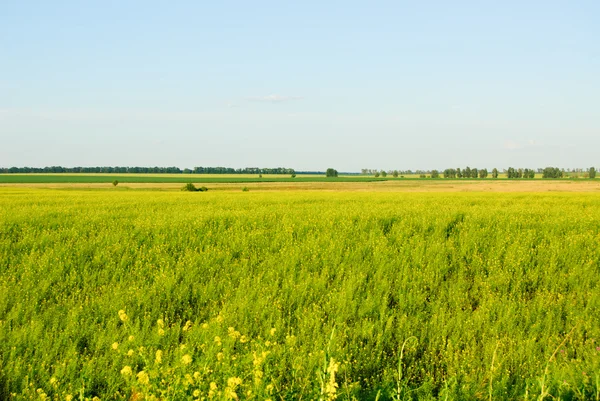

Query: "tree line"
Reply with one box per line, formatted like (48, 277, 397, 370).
(360, 167, 597, 179)
(0, 166, 296, 175)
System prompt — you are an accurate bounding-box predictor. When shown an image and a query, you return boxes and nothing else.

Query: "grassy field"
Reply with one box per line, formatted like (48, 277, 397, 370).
(0, 173, 597, 185)
(1, 188, 599, 400)
(0, 174, 386, 184)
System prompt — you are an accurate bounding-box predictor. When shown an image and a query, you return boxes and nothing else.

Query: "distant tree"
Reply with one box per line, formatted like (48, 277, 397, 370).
(523, 169, 535, 179)
(479, 169, 488, 179)
(291, 173, 296, 178)
(589, 167, 596, 179)
(380, 170, 387, 178)
(507, 167, 516, 179)
(374, 171, 380, 178)
(392, 170, 399, 178)
(443, 168, 456, 179)
(431, 170, 440, 178)
(457, 168, 463, 179)
(492, 168, 499, 179)
(112, 180, 119, 187)
(326, 168, 338, 178)
(542, 167, 563, 179)
(465, 166, 472, 178)
(471, 168, 478, 178)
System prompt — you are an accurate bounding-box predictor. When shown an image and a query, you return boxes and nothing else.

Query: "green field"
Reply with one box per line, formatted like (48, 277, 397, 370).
(1, 188, 599, 400)
(0, 174, 389, 184)
(1, 173, 596, 185)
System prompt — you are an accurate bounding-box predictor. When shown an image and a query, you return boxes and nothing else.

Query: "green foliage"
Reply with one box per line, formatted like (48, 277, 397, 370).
(589, 167, 596, 179)
(325, 168, 338, 178)
(112, 180, 119, 187)
(507, 167, 536, 179)
(542, 167, 564, 179)
(380, 170, 387, 178)
(392, 170, 399, 178)
(492, 168, 499, 178)
(431, 170, 440, 179)
(182, 183, 208, 192)
(1, 190, 599, 400)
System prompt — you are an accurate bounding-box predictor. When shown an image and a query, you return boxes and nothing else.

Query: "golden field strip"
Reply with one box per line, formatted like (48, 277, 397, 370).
(1, 184, 599, 400)
(2, 178, 600, 192)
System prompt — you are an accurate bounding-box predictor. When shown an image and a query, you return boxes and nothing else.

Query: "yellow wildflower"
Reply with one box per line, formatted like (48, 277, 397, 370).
(157, 319, 164, 328)
(158, 328, 165, 336)
(228, 327, 241, 339)
(227, 377, 242, 387)
(202, 323, 209, 329)
(111, 342, 119, 350)
(182, 354, 192, 365)
(269, 328, 276, 336)
(208, 381, 218, 398)
(214, 336, 222, 346)
(325, 358, 339, 400)
(217, 352, 224, 361)
(193, 390, 201, 397)
(155, 349, 163, 364)
(128, 335, 135, 342)
(183, 320, 192, 331)
(65, 395, 73, 401)
(137, 370, 150, 385)
(216, 314, 224, 323)
(118, 310, 128, 322)
(240, 335, 248, 343)
(120, 366, 132, 376)
(127, 349, 134, 357)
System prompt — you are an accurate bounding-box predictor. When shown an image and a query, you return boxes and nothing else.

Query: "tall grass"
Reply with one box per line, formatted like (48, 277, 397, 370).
(0, 189, 599, 400)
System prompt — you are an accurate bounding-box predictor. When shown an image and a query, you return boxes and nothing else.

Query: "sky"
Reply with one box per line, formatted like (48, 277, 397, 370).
(1, 1, 599, 172)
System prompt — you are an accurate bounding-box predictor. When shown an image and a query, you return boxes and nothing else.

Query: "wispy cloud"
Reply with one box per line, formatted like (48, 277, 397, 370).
(247, 94, 303, 103)
(504, 139, 539, 150)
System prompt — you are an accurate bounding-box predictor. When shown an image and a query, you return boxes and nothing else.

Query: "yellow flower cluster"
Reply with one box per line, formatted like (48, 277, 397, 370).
(325, 358, 340, 400)
(118, 310, 128, 322)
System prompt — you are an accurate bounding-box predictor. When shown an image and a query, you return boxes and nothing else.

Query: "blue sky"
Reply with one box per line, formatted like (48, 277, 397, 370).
(1, 1, 598, 171)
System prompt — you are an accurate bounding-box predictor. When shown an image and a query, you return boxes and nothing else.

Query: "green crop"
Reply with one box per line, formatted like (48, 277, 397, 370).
(0, 189, 599, 400)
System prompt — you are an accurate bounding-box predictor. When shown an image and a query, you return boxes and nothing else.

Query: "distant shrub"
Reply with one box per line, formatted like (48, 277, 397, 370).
(291, 174, 296, 178)
(112, 180, 119, 187)
(182, 183, 208, 192)
(242, 187, 250, 192)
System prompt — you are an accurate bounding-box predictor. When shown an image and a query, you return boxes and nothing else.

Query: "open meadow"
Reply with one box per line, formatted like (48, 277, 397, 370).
(1, 183, 599, 400)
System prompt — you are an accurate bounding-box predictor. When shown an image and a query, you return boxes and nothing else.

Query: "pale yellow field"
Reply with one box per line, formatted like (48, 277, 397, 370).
(3, 179, 600, 192)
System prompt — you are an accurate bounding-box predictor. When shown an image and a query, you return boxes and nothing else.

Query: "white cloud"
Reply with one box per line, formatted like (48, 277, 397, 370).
(247, 94, 303, 103)
(504, 140, 522, 150)
(504, 139, 540, 150)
